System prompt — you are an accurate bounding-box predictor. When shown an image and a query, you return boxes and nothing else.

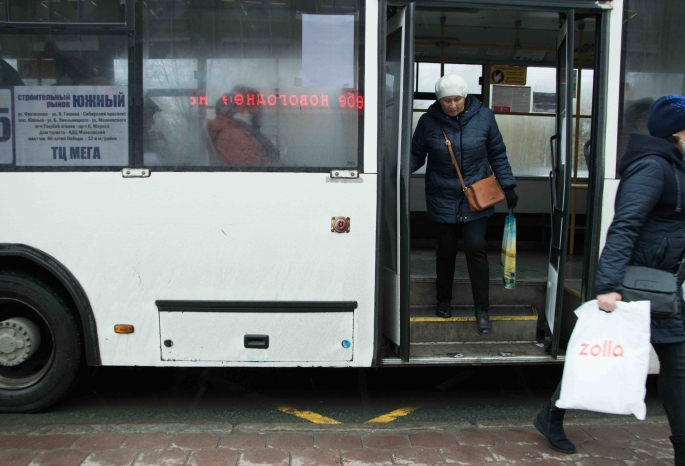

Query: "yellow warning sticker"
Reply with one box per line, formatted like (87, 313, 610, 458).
(490, 66, 527, 85)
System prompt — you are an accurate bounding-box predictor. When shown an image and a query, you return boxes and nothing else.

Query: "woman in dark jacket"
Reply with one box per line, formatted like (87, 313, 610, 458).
(534, 95, 685, 464)
(411, 74, 517, 334)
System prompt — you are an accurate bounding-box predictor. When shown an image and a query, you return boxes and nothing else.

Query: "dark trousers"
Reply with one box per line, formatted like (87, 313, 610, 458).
(654, 341, 685, 441)
(435, 218, 489, 310)
(549, 341, 685, 440)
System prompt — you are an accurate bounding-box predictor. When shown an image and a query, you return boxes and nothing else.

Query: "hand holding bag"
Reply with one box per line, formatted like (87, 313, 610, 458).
(441, 130, 505, 212)
(555, 300, 652, 420)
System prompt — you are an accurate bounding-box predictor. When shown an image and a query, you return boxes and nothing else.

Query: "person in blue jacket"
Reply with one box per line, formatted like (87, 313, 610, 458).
(411, 74, 517, 334)
(534, 95, 685, 464)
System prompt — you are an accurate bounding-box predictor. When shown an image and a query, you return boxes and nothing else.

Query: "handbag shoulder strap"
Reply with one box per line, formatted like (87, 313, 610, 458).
(675, 249, 685, 281)
(438, 122, 467, 193)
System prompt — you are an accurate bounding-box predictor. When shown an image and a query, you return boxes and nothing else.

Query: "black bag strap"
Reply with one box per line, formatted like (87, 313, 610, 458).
(674, 161, 682, 213)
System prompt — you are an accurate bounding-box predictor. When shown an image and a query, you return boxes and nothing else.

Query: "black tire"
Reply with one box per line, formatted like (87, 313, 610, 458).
(0, 270, 82, 412)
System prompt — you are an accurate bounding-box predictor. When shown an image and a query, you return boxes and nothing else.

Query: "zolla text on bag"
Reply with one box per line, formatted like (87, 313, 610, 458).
(579, 340, 624, 358)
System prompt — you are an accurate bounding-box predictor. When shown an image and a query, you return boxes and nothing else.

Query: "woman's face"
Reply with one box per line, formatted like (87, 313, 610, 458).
(676, 128, 685, 153)
(439, 96, 465, 117)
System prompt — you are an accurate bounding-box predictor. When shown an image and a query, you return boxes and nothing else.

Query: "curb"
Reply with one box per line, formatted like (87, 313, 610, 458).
(233, 421, 474, 434)
(0, 415, 668, 436)
(0, 422, 235, 436)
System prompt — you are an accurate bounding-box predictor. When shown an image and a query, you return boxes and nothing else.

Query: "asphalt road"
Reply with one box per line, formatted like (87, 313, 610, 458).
(0, 365, 666, 427)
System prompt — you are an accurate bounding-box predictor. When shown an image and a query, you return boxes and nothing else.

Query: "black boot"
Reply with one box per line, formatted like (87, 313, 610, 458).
(671, 436, 685, 466)
(475, 309, 492, 335)
(436, 301, 451, 318)
(534, 401, 576, 454)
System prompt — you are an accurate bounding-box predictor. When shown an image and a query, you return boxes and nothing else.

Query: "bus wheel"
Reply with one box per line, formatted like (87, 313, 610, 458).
(0, 271, 82, 412)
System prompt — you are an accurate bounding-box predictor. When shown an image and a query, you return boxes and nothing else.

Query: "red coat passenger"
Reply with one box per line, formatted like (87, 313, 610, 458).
(208, 86, 279, 167)
(207, 115, 272, 167)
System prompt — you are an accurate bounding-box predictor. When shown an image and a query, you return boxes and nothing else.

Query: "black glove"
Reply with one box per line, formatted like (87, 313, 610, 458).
(504, 188, 518, 210)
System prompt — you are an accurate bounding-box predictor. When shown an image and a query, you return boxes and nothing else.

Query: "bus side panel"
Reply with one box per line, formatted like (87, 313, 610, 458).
(160, 311, 354, 362)
(0, 172, 377, 367)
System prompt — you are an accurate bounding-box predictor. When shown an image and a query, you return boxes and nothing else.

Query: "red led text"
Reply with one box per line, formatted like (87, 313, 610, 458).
(190, 92, 363, 111)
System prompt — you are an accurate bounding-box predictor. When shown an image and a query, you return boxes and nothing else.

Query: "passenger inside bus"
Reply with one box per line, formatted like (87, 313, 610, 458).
(143, 97, 170, 166)
(410, 73, 517, 335)
(208, 86, 280, 167)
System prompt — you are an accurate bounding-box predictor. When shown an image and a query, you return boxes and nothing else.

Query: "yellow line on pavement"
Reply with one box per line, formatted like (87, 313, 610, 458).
(277, 405, 342, 424)
(217, 378, 343, 425)
(365, 406, 418, 423)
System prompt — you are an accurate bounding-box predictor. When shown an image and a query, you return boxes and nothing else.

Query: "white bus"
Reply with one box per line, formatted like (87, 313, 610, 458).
(0, 0, 679, 411)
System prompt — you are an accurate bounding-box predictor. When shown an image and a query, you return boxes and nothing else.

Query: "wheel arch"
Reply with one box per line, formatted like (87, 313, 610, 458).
(0, 244, 101, 366)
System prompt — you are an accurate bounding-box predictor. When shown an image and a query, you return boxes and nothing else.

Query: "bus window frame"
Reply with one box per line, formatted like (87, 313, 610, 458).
(135, 1, 367, 173)
(0, 0, 367, 173)
(1, 0, 131, 28)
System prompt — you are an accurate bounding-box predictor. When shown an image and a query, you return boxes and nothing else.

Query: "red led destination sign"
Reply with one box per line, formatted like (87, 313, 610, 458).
(190, 92, 364, 110)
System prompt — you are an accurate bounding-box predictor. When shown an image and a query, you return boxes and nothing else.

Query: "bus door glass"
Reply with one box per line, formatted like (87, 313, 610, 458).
(545, 9, 575, 359)
(382, 3, 414, 361)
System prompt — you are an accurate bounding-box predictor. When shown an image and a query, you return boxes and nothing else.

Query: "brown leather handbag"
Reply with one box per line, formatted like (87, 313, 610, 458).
(442, 130, 505, 212)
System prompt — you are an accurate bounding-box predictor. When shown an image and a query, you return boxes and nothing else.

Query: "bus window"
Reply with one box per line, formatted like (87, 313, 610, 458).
(142, 1, 365, 170)
(416, 63, 482, 95)
(8, 0, 125, 23)
(618, 0, 685, 165)
(0, 34, 129, 167)
(488, 67, 593, 178)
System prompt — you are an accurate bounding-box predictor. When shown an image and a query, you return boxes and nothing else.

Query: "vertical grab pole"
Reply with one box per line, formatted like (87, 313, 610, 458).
(440, 15, 446, 77)
(569, 22, 584, 255)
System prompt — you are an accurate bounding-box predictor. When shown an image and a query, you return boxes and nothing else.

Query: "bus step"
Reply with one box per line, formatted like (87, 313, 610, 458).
(410, 304, 537, 343)
(410, 278, 547, 310)
(380, 341, 559, 366)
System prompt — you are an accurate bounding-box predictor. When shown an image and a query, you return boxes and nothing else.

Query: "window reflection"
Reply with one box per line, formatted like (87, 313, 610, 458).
(142, 0, 364, 170)
(0, 35, 127, 86)
(619, 0, 685, 162)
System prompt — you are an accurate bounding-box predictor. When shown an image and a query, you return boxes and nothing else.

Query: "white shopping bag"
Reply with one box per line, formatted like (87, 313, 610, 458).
(556, 299, 651, 420)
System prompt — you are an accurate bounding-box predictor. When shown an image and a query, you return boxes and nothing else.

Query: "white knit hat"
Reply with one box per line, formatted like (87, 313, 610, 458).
(435, 74, 469, 100)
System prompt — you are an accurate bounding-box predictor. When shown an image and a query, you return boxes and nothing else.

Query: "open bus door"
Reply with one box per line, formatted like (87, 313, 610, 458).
(382, 3, 414, 361)
(546, 10, 575, 359)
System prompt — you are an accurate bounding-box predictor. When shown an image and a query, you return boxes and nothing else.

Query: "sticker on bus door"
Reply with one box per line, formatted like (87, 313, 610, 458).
(0, 87, 14, 165)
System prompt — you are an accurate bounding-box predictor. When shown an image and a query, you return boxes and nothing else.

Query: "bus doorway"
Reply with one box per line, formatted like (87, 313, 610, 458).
(381, 3, 606, 365)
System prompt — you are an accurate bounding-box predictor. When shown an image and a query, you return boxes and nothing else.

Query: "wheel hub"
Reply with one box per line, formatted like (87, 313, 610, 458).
(0, 318, 41, 367)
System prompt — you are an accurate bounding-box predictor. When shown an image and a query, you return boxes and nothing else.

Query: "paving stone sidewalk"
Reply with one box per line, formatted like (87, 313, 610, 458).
(0, 417, 676, 466)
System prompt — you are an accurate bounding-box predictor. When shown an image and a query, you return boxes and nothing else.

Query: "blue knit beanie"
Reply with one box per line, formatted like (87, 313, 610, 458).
(647, 95, 685, 138)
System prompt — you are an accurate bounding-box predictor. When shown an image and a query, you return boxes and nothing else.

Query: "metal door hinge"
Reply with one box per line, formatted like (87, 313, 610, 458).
(330, 170, 359, 179)
(122, 169, 150, 178)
